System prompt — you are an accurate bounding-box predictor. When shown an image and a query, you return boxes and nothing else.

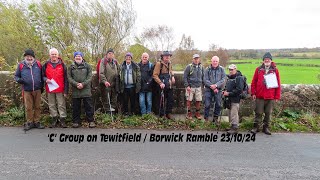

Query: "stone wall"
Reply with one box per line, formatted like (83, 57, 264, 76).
(1, 71, 319, 116)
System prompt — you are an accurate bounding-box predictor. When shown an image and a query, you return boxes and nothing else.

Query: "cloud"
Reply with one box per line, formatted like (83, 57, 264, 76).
(133, 0, 320, 50)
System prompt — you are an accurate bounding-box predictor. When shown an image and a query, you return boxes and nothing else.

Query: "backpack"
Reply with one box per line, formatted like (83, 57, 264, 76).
(96, 58, 118, 81)
(19, 60, 42, 71)
(188, 63, 203, 76)
(159, 62, 170, 75)
(237, 75, 249, 99)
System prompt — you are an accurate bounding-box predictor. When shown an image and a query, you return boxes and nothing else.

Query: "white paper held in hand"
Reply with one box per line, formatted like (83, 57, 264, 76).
(264, 73, 279, 89)
(48, 78, 59, 92)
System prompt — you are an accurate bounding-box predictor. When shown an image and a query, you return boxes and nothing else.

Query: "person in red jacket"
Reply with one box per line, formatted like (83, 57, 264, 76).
(250, 52, 281, 135)
(42, 48, 69, 128)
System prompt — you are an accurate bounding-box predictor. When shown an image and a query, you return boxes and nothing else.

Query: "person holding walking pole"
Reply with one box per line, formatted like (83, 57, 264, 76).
(153, 51, 175, 119)
(15, 49, 44, 130)
(204, 56, 226, 124)
(99, 48, 120, 114)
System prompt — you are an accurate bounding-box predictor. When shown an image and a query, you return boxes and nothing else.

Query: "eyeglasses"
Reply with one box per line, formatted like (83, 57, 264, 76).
(229, 69, 235, 71)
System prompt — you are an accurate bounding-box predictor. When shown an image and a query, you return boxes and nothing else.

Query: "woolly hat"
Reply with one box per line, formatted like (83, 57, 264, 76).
(74, 51, 83, 58)
(125, 52, 133, 59)
(24, 49, 35, 58)
(262, 52, 272, 60)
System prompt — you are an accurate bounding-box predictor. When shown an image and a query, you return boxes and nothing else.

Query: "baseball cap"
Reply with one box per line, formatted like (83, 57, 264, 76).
(193, 54, 200, 59)
(228, 64, 237, 69)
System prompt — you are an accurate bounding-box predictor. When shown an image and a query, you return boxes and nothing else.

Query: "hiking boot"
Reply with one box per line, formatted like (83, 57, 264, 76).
(213, 115, 219, 124)
(60, 118, 67, 128)
(49, 117, 58, 128)
(166, 114, 173, 120)
(89, 122, 96, 128)
(72, 123, 79, 128)
(24, 122, 33, 131)
(34, 122, 45, 129)
(250, 123, 260, 134)
(195, 112, 202, 120)
(227, 125, 238, 134)
(186, 112, 192, 120)
(262, 127, 272, 135)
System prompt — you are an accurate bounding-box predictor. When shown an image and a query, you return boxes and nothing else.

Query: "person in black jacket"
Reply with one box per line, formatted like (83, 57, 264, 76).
(138, 53, 154, 115)
(222, 64, 244, 134)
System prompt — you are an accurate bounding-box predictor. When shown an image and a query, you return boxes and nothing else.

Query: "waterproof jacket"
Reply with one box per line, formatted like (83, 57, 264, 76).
(42, 58, 69, 94)
(67, 60, 92, 98)
(204, 65, 226, 92)
(183, 63, 204, 88)
(119, 61, 141, 93)
(251, 62, 281, 100)
(138, 61, 154, 92)
(99, 58, 120, 92)
(14, 60, 43, 92)
(225, 70, 244, 103)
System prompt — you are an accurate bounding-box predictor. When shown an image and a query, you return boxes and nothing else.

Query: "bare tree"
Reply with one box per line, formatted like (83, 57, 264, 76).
(175, 34, 197, 65)
(140, 25, 175, 59)
(27, 0, 136, 63)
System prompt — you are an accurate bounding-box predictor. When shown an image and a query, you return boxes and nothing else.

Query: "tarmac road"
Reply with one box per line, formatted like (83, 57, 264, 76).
(0, 127, 319, 179)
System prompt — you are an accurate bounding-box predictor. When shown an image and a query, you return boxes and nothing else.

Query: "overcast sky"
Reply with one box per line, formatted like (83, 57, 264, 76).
(132, 0, 320, 50)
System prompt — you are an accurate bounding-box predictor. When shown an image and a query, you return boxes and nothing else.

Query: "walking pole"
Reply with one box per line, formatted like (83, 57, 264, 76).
(107, 90, 114, 122)
(159, 89, 164, 117)
(186, 89, 191, 115)
(216, 91, 226, 130)
(22, 93, 27, 133)
(21, 88, 28, 133)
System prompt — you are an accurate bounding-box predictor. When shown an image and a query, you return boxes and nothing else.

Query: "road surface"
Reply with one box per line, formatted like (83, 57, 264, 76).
(0, 127, 319, 179)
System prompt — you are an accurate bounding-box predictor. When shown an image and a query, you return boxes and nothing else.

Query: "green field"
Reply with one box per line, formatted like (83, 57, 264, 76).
(174, 58, 320, 84)
(229, 59, 320, 84)
(230, 58, 320, 65)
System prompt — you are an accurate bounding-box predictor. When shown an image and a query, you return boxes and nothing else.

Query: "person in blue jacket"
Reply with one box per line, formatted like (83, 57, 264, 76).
(14, 49, 44, 130)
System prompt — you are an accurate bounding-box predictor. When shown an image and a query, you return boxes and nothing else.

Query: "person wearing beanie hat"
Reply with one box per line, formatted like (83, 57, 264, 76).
(67, 51, 96, 128)
(250, 52, 281, 135)
(24, 49, 35, 58)
(262, 52, 272, 61)
(99, 47, 120, 113)
(74, 51, 83, 58)
(119, 52, 141, 116)
(153, 50, 175, 119)
(15, 49, 44, 130)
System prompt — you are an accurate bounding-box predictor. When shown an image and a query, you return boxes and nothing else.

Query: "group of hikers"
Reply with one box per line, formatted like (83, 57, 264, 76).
(15, 48, 281, 135)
